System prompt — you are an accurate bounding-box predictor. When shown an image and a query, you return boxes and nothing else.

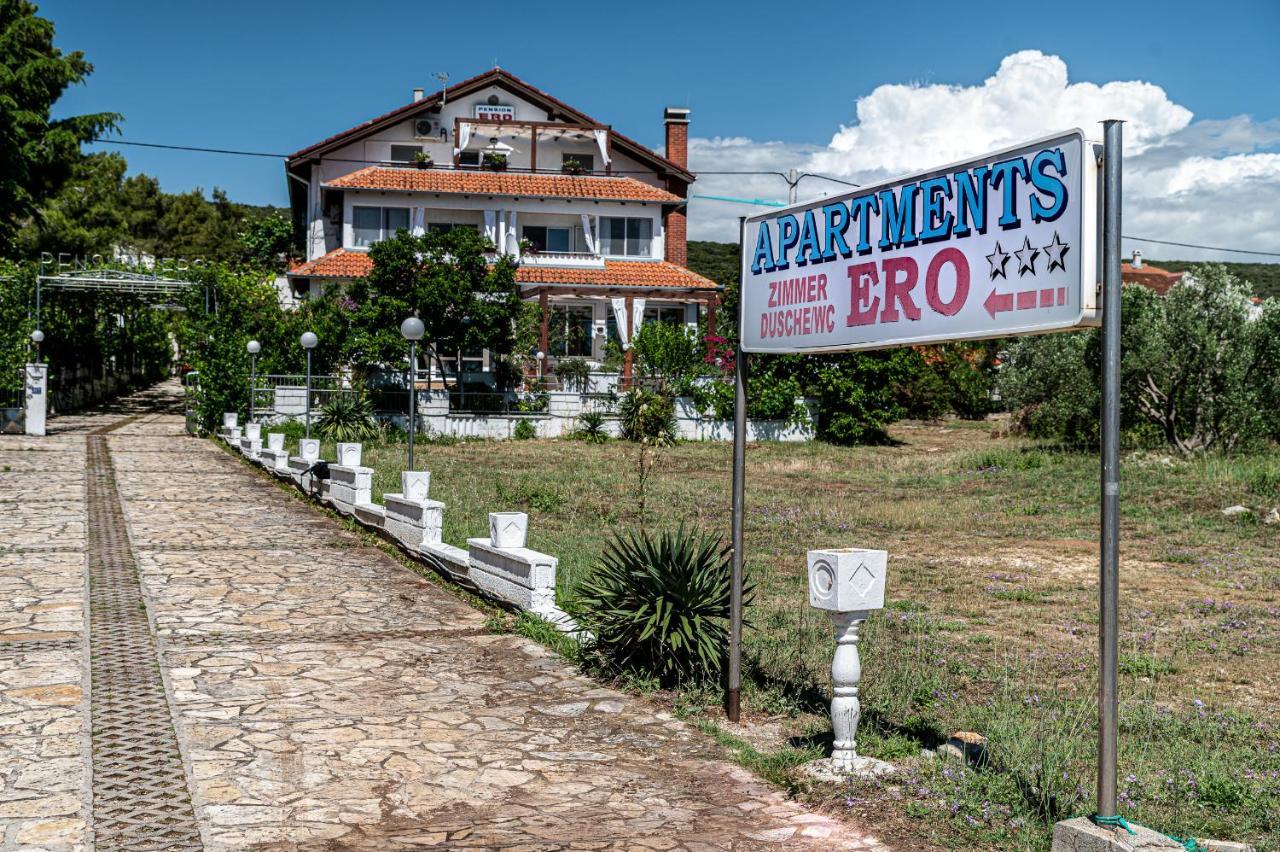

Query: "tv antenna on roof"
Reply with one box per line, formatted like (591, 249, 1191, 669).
(434, 72, 449, 105)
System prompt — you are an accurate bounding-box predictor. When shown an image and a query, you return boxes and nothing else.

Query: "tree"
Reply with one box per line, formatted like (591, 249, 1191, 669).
(239, 213, 293, 271)
(999, 265, 1279, 453)
(14, 150, 126, 257)
(0, 1, 119, 254)
(349, 228, 521, 379)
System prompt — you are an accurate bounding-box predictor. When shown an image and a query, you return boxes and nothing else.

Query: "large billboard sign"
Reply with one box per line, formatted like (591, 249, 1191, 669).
(739, 130, 1101, 353)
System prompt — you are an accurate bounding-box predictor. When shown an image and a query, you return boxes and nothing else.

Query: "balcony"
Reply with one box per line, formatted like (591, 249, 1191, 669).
(517, 250, 605, 269)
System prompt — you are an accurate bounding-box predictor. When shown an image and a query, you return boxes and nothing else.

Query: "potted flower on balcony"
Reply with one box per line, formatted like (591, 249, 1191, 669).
(562, 157, 585, 176)
(483, 152, 508, 171)
(413, 151, 433, 169)
(518, 237, 537, 256)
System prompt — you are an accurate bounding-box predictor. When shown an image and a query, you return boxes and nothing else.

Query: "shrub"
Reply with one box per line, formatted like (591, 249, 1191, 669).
(554, 357, 591, 392)
(573, 410, 609, 443)
(617, 388, 677, 445)
(631, 321, 706, 389)
(575, 525, 746, 683)
(314, 392, 378, 442)
(513, 419, 536, 440)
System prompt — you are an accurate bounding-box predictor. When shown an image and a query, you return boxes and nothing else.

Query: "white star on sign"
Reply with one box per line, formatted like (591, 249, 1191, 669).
(986, 242, 1011, 280)
(1014, 235, 1040, 277)
(1043, 231, 1070, 272)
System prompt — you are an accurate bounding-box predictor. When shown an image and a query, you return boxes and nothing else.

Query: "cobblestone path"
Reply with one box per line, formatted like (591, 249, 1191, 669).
(0, 382, 889, 851)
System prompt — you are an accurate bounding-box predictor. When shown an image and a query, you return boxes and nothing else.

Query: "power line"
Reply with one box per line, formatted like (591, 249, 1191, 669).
(1122, 235, 1280, 259)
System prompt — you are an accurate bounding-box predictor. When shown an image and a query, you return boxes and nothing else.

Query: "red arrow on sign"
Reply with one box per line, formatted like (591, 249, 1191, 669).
(984, 288, 1014, 319)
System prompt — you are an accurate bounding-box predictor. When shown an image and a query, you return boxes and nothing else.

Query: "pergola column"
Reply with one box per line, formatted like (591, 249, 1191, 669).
(538, 291, 550, 357)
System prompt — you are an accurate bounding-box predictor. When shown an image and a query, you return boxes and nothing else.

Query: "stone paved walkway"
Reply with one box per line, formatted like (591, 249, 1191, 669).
(0, 381, 889, 851)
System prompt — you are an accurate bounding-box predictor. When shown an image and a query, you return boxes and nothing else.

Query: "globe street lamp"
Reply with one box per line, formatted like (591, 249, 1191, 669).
(300, 332, 318, 438)
(246, 340, 260, 422)
(535, 350, 546, 385)
(400, 315, 425, 470)
(30, 329, 43, 364)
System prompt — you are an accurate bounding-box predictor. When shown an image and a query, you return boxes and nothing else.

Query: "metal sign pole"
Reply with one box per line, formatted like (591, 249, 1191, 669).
(1097, 119, 1123, 818)
(728, 216, 748, 723)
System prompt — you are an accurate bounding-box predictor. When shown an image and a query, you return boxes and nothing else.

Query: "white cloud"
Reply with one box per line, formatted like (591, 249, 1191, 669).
(686, 50, 1280, 264)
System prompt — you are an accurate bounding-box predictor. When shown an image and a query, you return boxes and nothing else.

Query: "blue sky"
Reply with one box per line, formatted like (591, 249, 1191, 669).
(45, 0, 1280, 256)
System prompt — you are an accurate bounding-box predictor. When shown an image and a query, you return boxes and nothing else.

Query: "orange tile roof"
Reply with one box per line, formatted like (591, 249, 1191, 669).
(1122, 262, 1185, 296)
(517, 260, 716, 290)
(289, 249, 373, 279)
(287, 249, 716, 291)
(325, 166, 681, 203)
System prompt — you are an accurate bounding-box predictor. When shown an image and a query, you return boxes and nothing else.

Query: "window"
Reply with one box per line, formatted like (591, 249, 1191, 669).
(427, 222, 479, 235)
(551, 306, 594, 356)
(458, 151, 480, 168)
(522, 225, 571, 253)
(390, 144, 422, 163)
(352, 206, 410, 247)
(643, 305, 686, 326)
(600, 217, 652, 257)
(562, 153, 594, 173)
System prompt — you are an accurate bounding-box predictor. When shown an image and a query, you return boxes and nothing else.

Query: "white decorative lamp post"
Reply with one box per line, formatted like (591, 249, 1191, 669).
(300, 332, 318, 439)
(807, 547, 894, 777)
(400, 315, 425, 470)
(30, 329, 44, 363)
(246, 339, 260, 422)
(535, 349, 546, 384)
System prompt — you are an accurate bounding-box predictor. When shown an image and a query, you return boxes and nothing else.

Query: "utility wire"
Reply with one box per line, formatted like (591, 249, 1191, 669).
(91, 138, 1280, 258)
(1122, 235, 1280, 258)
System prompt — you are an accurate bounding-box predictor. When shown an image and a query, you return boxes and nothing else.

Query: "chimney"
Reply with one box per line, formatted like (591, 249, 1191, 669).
(413, 87, 425, 102)
(664, 107, 690, 170)
(663, 107, 691, 267)
(1132, 249, 1143, 269)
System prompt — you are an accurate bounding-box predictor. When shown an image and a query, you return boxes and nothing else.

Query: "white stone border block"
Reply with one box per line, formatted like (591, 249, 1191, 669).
(488, 512, 528, 549)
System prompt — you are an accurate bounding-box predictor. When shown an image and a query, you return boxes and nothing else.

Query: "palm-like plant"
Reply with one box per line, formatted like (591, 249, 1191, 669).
(574, 410, 608, 443)
(575, 526, 748, 684)
(616, 388, 677, 445)
(315, 392, 379, 442)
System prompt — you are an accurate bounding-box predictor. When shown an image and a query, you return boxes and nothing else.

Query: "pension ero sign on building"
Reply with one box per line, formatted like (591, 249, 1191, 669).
(739, 129, 1101, 353)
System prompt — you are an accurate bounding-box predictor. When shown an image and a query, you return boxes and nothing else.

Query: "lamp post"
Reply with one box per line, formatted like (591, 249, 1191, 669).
(246, 340, 260, 422)
(400, 315, 425, 470)
(300, 332, 317, 438)
(30, 329, 44, 364)
(535, 350, 546, 387)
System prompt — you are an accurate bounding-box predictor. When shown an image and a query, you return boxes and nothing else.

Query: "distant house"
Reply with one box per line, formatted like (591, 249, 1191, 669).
(1122, 251, 1186, 295)
(283, 68, 717, 385)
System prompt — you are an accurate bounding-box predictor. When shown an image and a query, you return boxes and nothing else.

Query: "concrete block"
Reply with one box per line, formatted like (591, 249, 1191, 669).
(266, 432, 285, 452)
(239, 437, 262, 459)
(299, 438, 320, 461)
(467, 538, 556, 614)
(421, 540, 470, 579)
(489, 512, 528, 549)
(336, 442, 362, 466)
(402, 471, 431, 502)
(353, 501, 386, 530)
(258, 448, 289, 472)
(1051, 817, 1186, 852)
(327, 464, 372, 514)
(808, 547, 888, 613)
(222, 412, 238, 429)
(244, 422, 262, 440)
(384, 493, 445, 549)
(227, 426, 242, 442)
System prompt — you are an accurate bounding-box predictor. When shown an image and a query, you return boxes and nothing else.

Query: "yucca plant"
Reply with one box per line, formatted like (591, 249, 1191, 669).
(315, 392, 379, 442)
(575, 526, 748, 684)
(617, 388, 678, 446)
(574, 410, 608, 443)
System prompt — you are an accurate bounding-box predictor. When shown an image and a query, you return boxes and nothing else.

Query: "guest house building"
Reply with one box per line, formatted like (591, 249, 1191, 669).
(284, 68, 718, 383)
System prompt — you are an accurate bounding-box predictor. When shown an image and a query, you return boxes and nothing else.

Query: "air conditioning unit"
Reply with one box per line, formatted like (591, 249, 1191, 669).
(414, 117, 445, 140)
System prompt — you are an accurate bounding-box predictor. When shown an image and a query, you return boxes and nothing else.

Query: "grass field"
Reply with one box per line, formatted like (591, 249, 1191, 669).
(301, 421, 1280, 850)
